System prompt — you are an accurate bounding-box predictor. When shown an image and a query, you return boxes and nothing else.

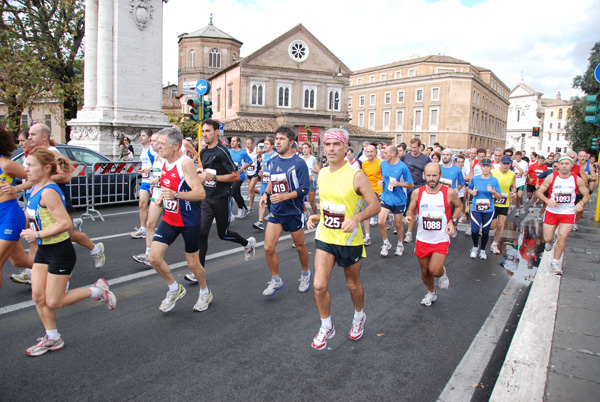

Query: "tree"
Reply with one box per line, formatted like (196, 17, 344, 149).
(167, 113, 199, 140)
(0, 0, 85, 141)
(566, 41, 600, 152)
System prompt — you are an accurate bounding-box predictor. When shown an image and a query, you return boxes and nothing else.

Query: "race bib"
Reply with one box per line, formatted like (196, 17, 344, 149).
(388, 177, 396, 192)
(271, 173, 289, 194)
(440, 178, 452, 187)
(247, 165, 256, 175)
(476, 199, 491, 211)
(496, 193, 508, 205)
(142, 172, 150, 179)
(262, 172, 270, 184)
(322, 202, 346, 230)
(163, 198, 179, 214)
(553, 188, 572, 204)
(204, 168, 216, 188)
(422, 211, 443, 231)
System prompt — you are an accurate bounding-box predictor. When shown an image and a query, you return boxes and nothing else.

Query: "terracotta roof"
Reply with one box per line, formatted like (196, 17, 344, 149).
(223, 118, 280, 133)
(353, 55, 471, 74)
(334, 124, 390, 139)
(162, 97, 181, 108)
(179, 23, 242, 44)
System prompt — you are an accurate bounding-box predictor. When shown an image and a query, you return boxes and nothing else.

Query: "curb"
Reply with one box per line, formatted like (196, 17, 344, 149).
(489, 245, 561, 401)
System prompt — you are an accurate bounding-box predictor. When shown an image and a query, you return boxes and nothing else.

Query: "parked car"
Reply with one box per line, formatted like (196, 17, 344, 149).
(12, 144, 141, 207)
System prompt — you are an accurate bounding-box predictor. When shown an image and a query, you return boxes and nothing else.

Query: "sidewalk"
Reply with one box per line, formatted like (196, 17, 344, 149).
(490, 197, 600, 401)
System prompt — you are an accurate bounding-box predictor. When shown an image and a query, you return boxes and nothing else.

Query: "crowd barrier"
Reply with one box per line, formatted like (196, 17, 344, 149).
(68, 161, 141, 221)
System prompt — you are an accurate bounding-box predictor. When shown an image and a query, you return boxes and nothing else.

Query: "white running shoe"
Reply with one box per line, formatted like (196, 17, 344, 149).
(10, 268, 32, 285)
(438, 267, 449, 290)
(394, 243, 404, 256)
(386, 216, 393, 230)
(312, 325, 336, 350)
(469, 247, 478, 259)
(491, 243, 500, 255)
(404, 232, 413, 243)
(252, 221, 265, 231)
(159, 284, 186, 312)
(572, 223, 579, 232)
(91, 243, 105, 269)
(132, 254, 152, 267)
(380, 242, 392, 257)
(421, 292, 437, 307)
(193, 289, 213, 312)
(551, 261, 563, 276)
(363, 235, 371, 246)
(545, 242, 553, 252)
(94, 278, 117, 310)
(26, 335, 65, 357)
(515, 210, 520, 218)
(184, 273, 198, 283)
(298, 270, 311, 293)
(263, 278, 284, 297)
(465, 227, 472, 236)
(244, 237, 256, 261)
(73, 218, 83, 232)
(349, 313, 366, 341)
(370, 216, 378, 226)
(479, 249, 487, 260)
(130, 227, 146, 239)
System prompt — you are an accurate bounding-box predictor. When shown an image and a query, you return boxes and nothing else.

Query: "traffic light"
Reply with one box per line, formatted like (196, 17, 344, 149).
(584, 94, 600, 127)
(532, 127, 540, 137)
(187, 98, 201, 122)
(592, 138, 599, 151)
(202, 100, 213, 120)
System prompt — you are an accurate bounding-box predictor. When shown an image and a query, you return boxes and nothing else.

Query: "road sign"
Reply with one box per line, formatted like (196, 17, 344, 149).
(222, 138, 229, 146)
(595, 63, 600, 84)
(196, 79, 211, 96)
(219, 123, 224, 131)
(182, 81, 197, 95)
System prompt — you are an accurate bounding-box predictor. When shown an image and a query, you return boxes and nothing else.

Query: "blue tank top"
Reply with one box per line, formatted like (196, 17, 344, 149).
(0, 156, 15, 186)
(26, 183, 69, 245)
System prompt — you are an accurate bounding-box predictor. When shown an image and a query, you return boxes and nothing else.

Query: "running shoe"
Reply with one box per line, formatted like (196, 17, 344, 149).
(551, 261, 563, 276)
(159, 284, 186, 312)
(380, 242, 392, 257)
(349, 313, 366, 341)
(312, 325, 336, 350)
(247, 208, 254, 214)
(520, 207, 525, 215)
(404, 232, 413, 243)
(370, 216, 378, 226)
(537, 214, 543, 221)
(91, 242, 105, 269)
(184, 273, 198, 283)
(252, 221, 265, 231)
(572, 223, 579, 232)
(491, 243, 500, 255)
(363, 235, 371, 246)
(94, 278, 117, 310)
(515, 210, 520, 218)
(479, 249, 487, 260)
(394, 243, 404, 256)
(458, 215, 467, 223)
(10, 268, 32, 285)
(298, 270, 311, 293)
(132, 254, 152, 267)
(438, 267, 449, 290)
(193, 289, 213, 312)
(263, 278, 284, 297)
(73, 218, 83, 232)
(525, 197, 531, 203)
(237, 208, 245, 219)
(386, 216, 393, 230)
(421, 292, 437, 307)
(26, 335, 65, 357)
(465, 227, 472, 236)
(469, 247, 478, 259)
(528, 207, 534, 213)
(130, 227, 146, 239)
(545, 242, 553, 252)
(393, 226, 397, 234)
(244, 237, 256, 261)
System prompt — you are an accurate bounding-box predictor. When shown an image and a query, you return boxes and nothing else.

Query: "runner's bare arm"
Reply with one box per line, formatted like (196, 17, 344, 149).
(575, 176, 591, 213)
(341, 171, 380, 233)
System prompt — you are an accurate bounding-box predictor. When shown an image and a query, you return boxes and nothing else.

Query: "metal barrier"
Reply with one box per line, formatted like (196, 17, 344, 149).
(71, 161, 141, 222)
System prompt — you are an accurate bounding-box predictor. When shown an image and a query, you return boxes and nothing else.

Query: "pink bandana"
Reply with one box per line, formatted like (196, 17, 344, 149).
(323, 130, 348, 146)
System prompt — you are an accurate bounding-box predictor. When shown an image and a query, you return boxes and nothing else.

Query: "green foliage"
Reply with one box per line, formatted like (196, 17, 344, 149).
(167, 113, 199, 139)
(566, 41, 600, 153)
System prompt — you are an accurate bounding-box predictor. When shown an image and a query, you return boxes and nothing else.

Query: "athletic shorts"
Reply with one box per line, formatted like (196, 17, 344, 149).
(315, 239, 364, 268)
(268, 212, 304, 232)
(140, 182, 151, 194)
(380, 201, 405, 215)
(414, 239, 450, 259)
(153, 221, 201, 253)
(0, 199, 26, 241)
(517, 185, 525, 192)
(544, 210, 575, 226)
(151, 187, 162, 203)
(34, 238, 77, 275)
(493, 206, 509, 218)
(309, 180, 316, 193)
(247, 170, 259, 180)
(526, 183, 537, 194)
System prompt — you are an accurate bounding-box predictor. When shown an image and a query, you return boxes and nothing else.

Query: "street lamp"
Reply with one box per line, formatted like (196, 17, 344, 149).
(330, 62, 343, 129)
(521, 133, 525, 151)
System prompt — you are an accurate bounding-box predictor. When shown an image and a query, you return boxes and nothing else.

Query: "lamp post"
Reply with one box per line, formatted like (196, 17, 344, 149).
(521, 133, 525, 151)
(330, 62, 343, 129)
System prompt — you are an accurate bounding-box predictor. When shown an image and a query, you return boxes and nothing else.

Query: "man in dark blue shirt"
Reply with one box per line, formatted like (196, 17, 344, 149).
(401, 138, 431, 242)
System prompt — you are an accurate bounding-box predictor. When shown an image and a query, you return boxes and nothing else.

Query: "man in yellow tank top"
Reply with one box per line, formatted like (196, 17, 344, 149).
(306, 128, 380, 350)
(490, 156, 516, 255)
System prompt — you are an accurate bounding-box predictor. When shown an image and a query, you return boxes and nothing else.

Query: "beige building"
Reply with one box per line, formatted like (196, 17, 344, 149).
(0, 100, 66, 143)
(348, 55, 510, 150)
(540, 93, 572, 155)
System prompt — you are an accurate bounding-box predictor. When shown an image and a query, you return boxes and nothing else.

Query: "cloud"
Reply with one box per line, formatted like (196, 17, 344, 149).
(162, 0, 599, 100)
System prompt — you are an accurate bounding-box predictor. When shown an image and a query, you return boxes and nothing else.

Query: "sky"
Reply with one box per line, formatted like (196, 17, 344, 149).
(162, 0, 599, 100)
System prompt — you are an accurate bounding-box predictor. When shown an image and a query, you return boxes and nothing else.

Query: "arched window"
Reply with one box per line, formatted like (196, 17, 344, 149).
(209, 49, 221, 68)
(189, 50, 196, 67)
(558, 108, 563, 119)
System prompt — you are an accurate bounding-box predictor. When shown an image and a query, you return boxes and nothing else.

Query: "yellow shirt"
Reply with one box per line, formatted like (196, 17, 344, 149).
(361, 158, 382, 195)
(492, 169, 515, 207)
(316, 164, 366, 253)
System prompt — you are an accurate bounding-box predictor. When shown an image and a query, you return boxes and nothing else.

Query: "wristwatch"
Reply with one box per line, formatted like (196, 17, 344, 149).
(174, 192, 180, 199)
(212, 174, 217, 181)
(452, 218, 458, 226)
(35, 231, 41, 240)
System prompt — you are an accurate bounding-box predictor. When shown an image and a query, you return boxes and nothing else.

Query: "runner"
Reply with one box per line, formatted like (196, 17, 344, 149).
(253, 136, 276, 231)
(245, 138, 259, 214)
(229, 136, 253, 219)
(401, 138, 431, 243)
(21, 147, 115, 356)
(148, 128, 211, 312)
(537, 156, 590, 275)
(259, 126, 310, 297)
(526, 155, 547, 212)
(132, 133, 164, 266)
(405, 162, 462, 306)
(306, 128, 380, 349)
(190, 119, 256, 284)
(131, 129, 156, 239)
(467, 158, 502, 260)
(360, 144, 382, 246)
(513, 151, 529, 217)
(302, 142, 320, 216)
(180, 136, 199, 162)
(377, 145, 413, 257)
(490, 156, 517, 254)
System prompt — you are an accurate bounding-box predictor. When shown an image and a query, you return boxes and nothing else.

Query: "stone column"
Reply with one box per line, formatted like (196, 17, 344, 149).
(95, 0, 113, 111)
(82, 0, 98, 110)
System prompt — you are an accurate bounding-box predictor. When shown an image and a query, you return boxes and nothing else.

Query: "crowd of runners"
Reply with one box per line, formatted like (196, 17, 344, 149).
(0, 120, 596, 355)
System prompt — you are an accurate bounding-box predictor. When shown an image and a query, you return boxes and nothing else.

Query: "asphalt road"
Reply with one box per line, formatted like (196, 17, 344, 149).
(0, 192, 540, 401)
